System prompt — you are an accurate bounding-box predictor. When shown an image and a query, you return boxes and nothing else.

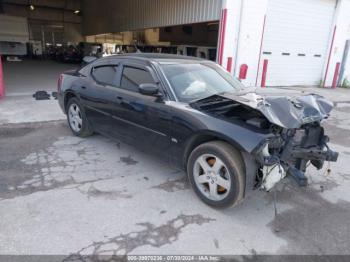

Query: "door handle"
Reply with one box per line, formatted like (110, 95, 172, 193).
(116, 96, 123, 103)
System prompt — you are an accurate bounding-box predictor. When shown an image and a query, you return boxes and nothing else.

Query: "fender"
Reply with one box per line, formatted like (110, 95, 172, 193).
(182, 129, 268, 168)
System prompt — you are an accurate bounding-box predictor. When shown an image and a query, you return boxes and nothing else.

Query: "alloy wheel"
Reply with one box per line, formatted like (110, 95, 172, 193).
(193, 154, 231, 201)
(68, 103, 83, 133)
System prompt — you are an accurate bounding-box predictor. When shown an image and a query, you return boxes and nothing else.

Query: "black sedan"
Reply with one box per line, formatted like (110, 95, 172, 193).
(57, 53, 338, 208)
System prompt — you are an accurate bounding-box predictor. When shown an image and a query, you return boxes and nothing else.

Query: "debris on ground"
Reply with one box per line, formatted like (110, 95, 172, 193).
(33, 91, 50, 100)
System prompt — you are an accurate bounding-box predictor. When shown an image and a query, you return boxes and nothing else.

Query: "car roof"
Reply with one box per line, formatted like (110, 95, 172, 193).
(80, 53, 216, 76)
(107, 53, 205, 63)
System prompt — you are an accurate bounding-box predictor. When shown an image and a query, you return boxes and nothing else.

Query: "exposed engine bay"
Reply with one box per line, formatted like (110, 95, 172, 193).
(190, 92, 339, 191)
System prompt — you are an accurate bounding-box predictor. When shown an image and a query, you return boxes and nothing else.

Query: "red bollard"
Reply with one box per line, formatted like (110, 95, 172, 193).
(261, 59, 268, 88)
(226, 57, 233, 73)
(0, 55, 4, 99)
(332, 62, 341, 88)
(239, 64, 248, 80)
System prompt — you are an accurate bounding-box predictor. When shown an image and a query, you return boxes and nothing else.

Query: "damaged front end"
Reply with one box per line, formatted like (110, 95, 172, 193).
(191, 92, 339, 191)
(255, 122, 338, 191)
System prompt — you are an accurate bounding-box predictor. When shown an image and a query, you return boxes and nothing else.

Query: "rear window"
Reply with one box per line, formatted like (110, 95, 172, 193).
(92, 65, 118, 86)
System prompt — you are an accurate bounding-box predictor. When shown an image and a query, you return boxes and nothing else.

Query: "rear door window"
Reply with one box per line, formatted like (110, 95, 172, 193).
(120, 66, 155, 92)
(92, 65, 118, 86)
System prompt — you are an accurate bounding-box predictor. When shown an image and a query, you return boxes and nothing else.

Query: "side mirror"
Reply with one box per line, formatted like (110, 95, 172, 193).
(139, 83, 160, 96)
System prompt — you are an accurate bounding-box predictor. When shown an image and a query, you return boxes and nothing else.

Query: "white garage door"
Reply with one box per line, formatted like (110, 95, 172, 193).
(261, 0, 336, 86)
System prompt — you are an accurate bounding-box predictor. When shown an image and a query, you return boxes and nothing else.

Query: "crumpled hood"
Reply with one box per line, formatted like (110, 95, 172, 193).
(216, 91, 334, 129)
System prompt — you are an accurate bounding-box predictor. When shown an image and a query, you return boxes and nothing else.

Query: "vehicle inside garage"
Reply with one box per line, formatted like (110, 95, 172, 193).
(1, 0, 84, 97)
(0, 0, 221, 97)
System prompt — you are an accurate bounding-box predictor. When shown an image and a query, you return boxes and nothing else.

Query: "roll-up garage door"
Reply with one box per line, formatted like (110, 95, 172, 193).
(261, 0, 336, 86)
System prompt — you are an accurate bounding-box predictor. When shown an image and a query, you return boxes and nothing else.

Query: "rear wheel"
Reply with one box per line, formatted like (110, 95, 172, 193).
(187, 141, 245, 208)
(66, 97, 93, 137)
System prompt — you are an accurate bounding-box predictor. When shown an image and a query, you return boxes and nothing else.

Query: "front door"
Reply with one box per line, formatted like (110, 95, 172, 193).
(111, 63, 171, 161)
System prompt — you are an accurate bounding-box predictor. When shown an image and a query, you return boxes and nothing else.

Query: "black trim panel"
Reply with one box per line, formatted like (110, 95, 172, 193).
(85, 105, 167, 137)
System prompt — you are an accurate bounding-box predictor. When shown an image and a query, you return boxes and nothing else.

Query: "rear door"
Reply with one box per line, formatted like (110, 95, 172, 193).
(111, 62, 171, 160)
(78, 60, 121, 136)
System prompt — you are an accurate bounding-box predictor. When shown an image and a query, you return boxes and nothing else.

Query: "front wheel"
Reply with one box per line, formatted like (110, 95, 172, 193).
(66, 97, 93, 137)
(187, 141, 245, 208)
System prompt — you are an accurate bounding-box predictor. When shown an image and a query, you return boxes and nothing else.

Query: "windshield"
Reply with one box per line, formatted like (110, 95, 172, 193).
(161, 63, 244, 102)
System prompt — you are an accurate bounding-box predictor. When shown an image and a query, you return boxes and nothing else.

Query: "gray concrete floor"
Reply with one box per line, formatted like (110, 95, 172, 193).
(0, 60, 350, 258)
(2, 59, 78, 96)
(0, 59, 76, 126)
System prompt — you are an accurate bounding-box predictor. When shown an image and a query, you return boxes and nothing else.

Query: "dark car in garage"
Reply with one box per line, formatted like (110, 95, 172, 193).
(57, 53, 338, 208)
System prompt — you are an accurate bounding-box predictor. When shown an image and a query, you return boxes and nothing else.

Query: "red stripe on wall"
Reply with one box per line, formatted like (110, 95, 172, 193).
(227, 57, 233, 72)
(218, 9, 228, 66)
(323, 25, 337, 87)
(332, 62, 341, 88)
(255, 15, 267, 87)
(217, 10, 224, 64)
(261, 59, 268, 87)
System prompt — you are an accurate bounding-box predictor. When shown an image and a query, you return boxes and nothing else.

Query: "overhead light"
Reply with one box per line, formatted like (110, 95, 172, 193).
(74, 10, 80, 14)
(29, 5, 35, 10)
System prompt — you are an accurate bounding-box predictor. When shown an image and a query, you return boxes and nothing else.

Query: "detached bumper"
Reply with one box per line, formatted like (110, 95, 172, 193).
(257, 124, 339, 190)
(290, 146, 338, 162)
(287, 145, 338, 186)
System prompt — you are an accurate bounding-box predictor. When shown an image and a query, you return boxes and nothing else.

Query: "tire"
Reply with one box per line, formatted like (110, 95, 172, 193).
(66, 97, 93, 137)
(187, 141, 245, 208)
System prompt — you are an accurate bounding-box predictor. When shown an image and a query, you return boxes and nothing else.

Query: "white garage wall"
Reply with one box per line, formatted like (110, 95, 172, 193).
(221, 0, 350, 87)
(323, 0, 350, 87)
(260, 0, 336, 86)
(234, 0, 269, 87)
(341, 44, 350, 86)
(216, 0, 239, 70)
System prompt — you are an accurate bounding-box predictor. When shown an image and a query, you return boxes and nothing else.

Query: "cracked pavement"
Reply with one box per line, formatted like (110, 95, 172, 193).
(0, 88, 350, 258)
